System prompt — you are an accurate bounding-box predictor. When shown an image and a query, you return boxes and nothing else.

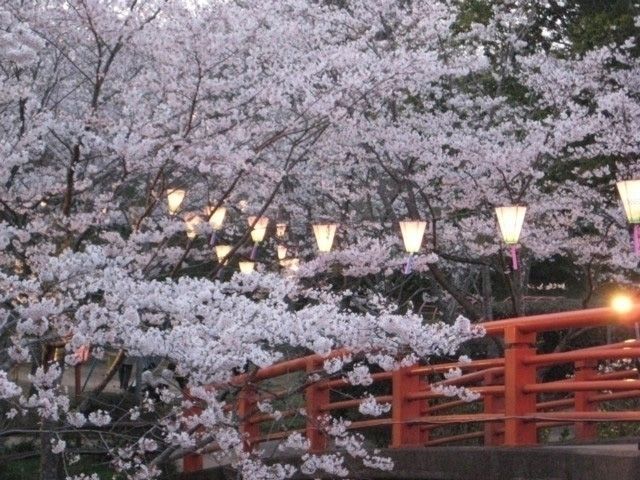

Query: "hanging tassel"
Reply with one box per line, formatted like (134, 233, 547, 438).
(510, 245, 519, 271)
(634, 224, 640, 255)
(210, 231, 217, 247)
(250, 243, 258, 260)
(403, 254, 413, 275)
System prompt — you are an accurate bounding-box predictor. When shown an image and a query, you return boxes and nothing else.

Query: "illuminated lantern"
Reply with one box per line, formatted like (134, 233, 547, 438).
(248, 216, 269, 259)
(276, 223, 288, 238)
(251, 226, 267, 243)
(184, 214, 202, 240)
(277, 245, 288, 260)
(616, 180, 640, 254)
(398, 220, 427, 274)
(313, 223, 338, 253)
(495, 205, 527, 270)
(239, 261, 255, 274)
(399, 220, 427, 253)
(247, 215, 269, 231)
(248, 216, 269, 242)
(206, 205, 227, 230)
(215, 245, 232, 264)
(205, 205, 227, 246)
(167, 189, 186, 215)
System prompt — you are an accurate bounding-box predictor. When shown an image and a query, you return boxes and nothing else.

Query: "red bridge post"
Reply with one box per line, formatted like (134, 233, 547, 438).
(504, 325, 537, 445)
(574, 359, 597, 440)
(483, 369, 504, 445)
(306, 358, 329, 452)
(238, 384, 260, 451)
(182, 391, 203, 473)
(392, 367, 427, 447)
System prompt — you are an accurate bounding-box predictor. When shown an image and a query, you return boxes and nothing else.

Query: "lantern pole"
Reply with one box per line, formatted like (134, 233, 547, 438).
(403, 254, 414, 275)
(509, 245, 519, 271)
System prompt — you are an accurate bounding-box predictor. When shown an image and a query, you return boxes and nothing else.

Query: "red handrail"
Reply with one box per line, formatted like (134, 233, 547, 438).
(183, 305, 640, 473)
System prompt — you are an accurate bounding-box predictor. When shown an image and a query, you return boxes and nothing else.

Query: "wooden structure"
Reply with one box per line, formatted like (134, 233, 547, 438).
(183, 305, 640, 473)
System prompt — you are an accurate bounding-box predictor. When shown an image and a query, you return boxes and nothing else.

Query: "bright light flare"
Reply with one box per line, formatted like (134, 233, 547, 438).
(611, 294, 634, 314)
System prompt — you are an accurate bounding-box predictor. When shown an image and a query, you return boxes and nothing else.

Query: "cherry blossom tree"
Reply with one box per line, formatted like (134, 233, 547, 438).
(0, 0, 638, 479)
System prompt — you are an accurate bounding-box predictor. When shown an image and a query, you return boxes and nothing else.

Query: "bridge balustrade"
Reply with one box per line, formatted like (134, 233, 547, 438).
(183, 305, 640, 473)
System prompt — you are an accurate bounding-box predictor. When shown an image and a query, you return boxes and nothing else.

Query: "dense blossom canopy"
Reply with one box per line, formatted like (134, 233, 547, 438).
(0, 0, 639, 478)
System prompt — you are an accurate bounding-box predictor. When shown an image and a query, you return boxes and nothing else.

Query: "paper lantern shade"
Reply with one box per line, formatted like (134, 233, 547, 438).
(239, 261, 255, 274)
(617, 180, 640, 224)
(313, 223, 338, 252)
(248, 216, 269, 243)
(215, 245, 232, 264)
(495, 206, 527, 245)
(167, 189, 185, 214)
(251, 227, 267, 243)
(206, 205, 227, 230)
(399, 220, 427, 253)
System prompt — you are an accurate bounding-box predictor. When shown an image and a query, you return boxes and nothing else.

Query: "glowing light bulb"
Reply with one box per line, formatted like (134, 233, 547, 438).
(612, 294, 633, 314)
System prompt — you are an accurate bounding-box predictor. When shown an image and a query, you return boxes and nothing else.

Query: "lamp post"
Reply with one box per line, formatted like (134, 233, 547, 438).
(205, 205, 227, 246)
(167, 189, 186, 215)
(616, 180, 640, 254)
(495, 205, 527, 270)
(248, 216, 269, 260)
(312, 223, 338, 253)
(399, 220, 427, 274)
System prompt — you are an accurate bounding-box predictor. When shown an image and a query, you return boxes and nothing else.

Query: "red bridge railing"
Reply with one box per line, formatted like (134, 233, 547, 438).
(183, 305, 640, 472)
